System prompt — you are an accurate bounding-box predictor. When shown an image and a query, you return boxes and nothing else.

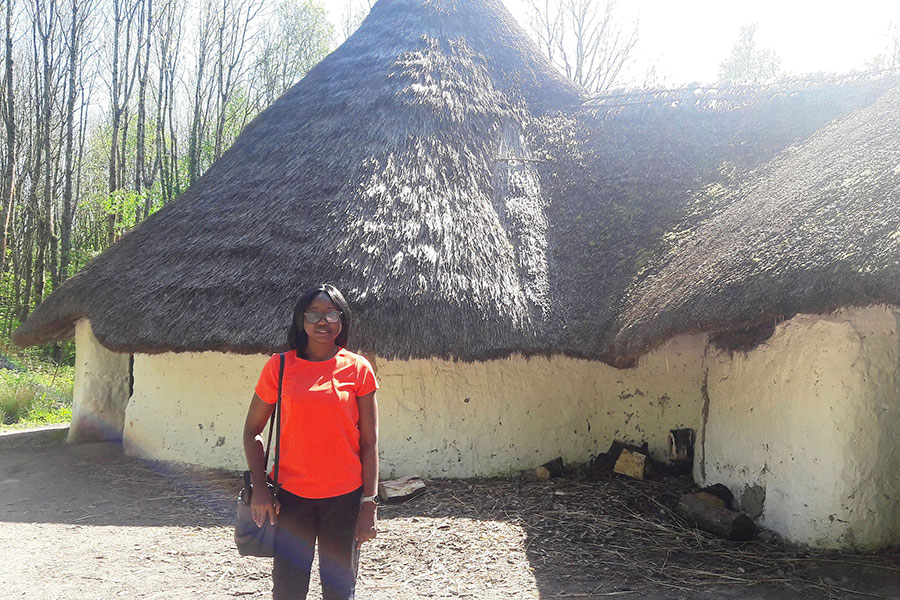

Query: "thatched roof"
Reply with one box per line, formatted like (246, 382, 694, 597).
(530, 75, 897, 363)
(13, 0, 900, 364)
(13, 0, 582, 359)
(611, 81, 900, 358)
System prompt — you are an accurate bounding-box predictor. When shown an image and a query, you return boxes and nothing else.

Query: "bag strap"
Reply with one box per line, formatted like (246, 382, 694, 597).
(261, 352, 285, 494)
(272, 352, 284, 493)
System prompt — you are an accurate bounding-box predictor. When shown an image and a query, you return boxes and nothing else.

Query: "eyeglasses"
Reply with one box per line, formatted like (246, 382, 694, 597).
(303, 310, 342, 324)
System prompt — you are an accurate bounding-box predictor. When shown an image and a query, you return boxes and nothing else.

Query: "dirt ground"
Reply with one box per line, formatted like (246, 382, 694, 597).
(0, 428, 898, 600)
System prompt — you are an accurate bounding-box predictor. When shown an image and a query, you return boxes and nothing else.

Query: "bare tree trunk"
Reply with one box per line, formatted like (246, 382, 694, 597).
(212, 0, 224, 160)
(107, 0, 138, 245)
(527, 0, 637, 93)
(148, 0, 169, 214)
(134, 0, 151, 223)
(0, 0, 16, 278)
(19, 216, 34, 321)
(7, 186, 20, 335)
(119, 103, 129, 194)
(31, 0, 57, 304)
(212, 0, 260, 161)
(167, 2, 182, 198)
(188, 1, 212, 186)
(152, 37, 166, 210)
(108, 0, 123, 246)
(73, 66, 92, 257)
(166, 67, 179, 196)
(20, 170, 37, 320)
(59, 0, 84, 283)
(154, 0, 180, 209)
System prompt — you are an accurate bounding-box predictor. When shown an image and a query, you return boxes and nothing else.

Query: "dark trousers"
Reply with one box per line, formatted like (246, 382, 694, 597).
(272, 486, 362, 600)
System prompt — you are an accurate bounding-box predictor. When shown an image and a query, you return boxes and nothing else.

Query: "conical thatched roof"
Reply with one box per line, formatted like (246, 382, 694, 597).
(612, 82, 900, 358)
(13, 0, 900, 364)
(13, 0, 582, 359)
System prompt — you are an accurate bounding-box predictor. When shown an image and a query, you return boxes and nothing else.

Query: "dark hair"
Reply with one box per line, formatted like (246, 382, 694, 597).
(288, 283, 351, 352)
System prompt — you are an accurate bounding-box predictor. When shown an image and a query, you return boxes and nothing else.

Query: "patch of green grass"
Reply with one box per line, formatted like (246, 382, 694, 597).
(0, 356, 74, 430)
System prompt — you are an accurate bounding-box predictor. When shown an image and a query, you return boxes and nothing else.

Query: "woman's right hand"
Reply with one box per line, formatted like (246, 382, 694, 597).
(250, 485, 280, 527)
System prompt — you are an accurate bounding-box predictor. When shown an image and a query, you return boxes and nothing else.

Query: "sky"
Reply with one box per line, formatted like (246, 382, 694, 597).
(329, 0, 900, 88)
(567, 0, 900, 86)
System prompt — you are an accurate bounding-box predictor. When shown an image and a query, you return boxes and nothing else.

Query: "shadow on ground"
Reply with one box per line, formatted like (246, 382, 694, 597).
(0, 429, 237, 528)
(385, 477, 900, 600)
(1, 431, 898, 599)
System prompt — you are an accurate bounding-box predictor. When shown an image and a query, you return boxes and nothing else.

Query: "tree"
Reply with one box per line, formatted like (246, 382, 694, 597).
(153, 0, 183, 207)
(525, 0, 637, 93)
(717, 24, 781, 86)
(0, 0, 339, 340)
(337, 0, 372, 42)
(59, 0, 96, 283)
(865, 22, 899, 71)
(210, 0, 263, 162)
(187, 0, 214, 186)
(249, 0, 332, 111)
(31, 0, 66, 300)
(106, 0, 141, 245)
(1, 0, 17, 279)
(133, 0, 154, 223)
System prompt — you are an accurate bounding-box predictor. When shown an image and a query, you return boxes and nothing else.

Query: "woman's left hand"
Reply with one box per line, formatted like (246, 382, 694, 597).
(356, 501, 377, 546)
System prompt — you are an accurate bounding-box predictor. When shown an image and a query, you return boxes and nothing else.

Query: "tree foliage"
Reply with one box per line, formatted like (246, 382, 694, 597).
(0, 0, 334, 354)
(250, 0, 333, 110)
(717, 24, 782, 86)
(337, 0, 373, 42)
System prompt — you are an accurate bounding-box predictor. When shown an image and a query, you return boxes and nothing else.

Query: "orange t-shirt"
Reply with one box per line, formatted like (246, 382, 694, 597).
(254, 348, 378, 499)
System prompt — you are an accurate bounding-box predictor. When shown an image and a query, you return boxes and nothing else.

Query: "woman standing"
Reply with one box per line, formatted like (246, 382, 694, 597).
(243, 284, 379, 600)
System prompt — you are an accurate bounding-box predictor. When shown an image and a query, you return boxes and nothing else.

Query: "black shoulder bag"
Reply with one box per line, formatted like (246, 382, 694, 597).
(235, 352, 284, 557)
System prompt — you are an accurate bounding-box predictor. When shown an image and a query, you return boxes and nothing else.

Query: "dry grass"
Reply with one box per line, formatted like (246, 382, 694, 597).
(361, 475, 900, 599)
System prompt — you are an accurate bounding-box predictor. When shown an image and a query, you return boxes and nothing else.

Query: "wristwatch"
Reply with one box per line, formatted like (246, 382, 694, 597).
(361, 494, 380, 505)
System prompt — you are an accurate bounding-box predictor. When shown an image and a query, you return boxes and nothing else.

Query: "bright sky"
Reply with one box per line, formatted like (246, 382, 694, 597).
(329, 1, 900, 87)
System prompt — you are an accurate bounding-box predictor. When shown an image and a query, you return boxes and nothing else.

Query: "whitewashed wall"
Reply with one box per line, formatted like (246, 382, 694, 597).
(375, 337, 706, 478)
(123, 351, 268, 468)
(80, 306, 900, 548)
(70, 319, 130, 443)
(700, 307, 900, 548)
(122, 336, 706, 474)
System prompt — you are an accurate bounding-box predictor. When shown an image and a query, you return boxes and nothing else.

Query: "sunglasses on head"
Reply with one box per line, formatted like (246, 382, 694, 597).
(303, 310, 342, 324)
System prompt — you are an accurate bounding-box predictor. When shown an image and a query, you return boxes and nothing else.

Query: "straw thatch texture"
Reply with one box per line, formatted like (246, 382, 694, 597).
(12, 0, 900, 365)
(13, 0, 582, 359)
(537, 76, 898, 363)
(612, 82, 900, 357)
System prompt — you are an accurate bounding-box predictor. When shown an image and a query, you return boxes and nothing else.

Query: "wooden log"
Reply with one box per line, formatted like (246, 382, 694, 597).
(613, 448, 650, 480)
(677, 493, 756, 541)
(699, 483, 734, 509)
(535, 456, 564, 480)
(693, 491, 726, 509)
(591, 440, 627, 472)
(667, 428, 694, 462)
(378, 476, 427, 504)
(593, 440, 648, 470)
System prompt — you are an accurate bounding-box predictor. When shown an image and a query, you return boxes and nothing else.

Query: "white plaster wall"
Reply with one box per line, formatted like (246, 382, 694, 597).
(114, 307, 900, 548)
(70, 319, 131, 443)
(123, 335, 707, 478)
(702, 307, 900, 548)
(123, 352, 269, 469)
(376, 335, 707, 478)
